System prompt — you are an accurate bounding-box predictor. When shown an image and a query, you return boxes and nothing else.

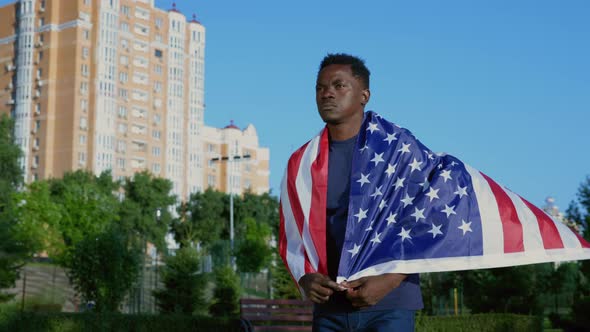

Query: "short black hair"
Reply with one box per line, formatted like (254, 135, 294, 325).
(318, 53, 370, 88)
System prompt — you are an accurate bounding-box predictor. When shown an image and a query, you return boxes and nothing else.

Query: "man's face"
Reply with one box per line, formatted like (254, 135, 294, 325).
(316, 64, 369, 125)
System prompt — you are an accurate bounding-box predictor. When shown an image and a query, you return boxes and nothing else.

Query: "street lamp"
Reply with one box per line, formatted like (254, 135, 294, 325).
(210, 153, 251, 269)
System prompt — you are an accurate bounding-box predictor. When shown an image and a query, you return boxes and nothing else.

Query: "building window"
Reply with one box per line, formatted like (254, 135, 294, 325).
(118, 123, 127, 133)
(34, 138, 40, 148)
(80, 117, 87, 130)
(153, 81, 162, 93)
(118, 106, 127, 118)
(81, 99, 88, 112)
(154, 64, 162, 75)
(121, 5, 130, 16)
(152, 146, 161, 157)
(121, 22, 129, 32)
(155, 18, 163, 29)
(154, 49, 163, 58)
(35, 120, 41, 132)
(82, 47, 88, 59)
(153, 114, 161, 124)
(121, 39, 128, 50)
(120, 55, 128, 66)
(38, 51, 43, 62)
(152, 130, 161, 140)
(83, 30, 90, 40)
(35, 103, 41, 115)
(208, 175, 216, 188)
(152, 163, 161, 174)
(119, 88, 128, 99)
(39, 17, 45, 27)
(80, 82, 88, 95)
(79, 135, 86, 145)
(78, 152, 86, 165)
(81, 64, 89, 77)
(119, 72, 128, 83)
(117, 158, 126, 169)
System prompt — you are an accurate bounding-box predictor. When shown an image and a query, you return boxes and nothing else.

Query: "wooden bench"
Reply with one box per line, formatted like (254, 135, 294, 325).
(239, 298, 313, 331)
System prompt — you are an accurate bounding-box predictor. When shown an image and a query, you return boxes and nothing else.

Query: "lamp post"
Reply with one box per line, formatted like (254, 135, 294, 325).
(210, 153, 251, 269)
(153, 208, 161, 313)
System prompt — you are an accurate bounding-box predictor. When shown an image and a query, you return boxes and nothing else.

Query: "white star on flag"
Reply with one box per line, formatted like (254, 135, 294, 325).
(370, 232, 382, 246)
(440, 169, 452, 182)
(401, 193, 415, 207)
(409, 158, 423, 172)
(393, 177, 405, 190)
(383, 132, 398, 145)
(425, 187, 440, 202)
(398, 227, 412, 242)
(398, 142, 411, 154)
(371, 152, 384, 166)
(354, 208, 368, 222)
(359, 144, 369, 152)
(454, 185, 468, 198)
(428, 224, 443, 238)
(378, 200, 388, 211)
(385, 163, 397, 177)
(411, 207, 425, 222)
(348, 243, 361, 257)
(386, 212, 397, 226)
(459, 220, 473, 235)
(442, 204, 457, 218)
(370, 185, 383, 199)
(367, 122, 379, 133)
(357, 173, 370, 187)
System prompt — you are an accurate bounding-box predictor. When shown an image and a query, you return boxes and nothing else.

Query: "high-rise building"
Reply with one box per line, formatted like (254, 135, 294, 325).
(0, 0, 269, 198)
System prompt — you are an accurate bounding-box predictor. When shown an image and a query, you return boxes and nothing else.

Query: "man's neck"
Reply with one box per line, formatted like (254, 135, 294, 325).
(327, 112, 364, 141)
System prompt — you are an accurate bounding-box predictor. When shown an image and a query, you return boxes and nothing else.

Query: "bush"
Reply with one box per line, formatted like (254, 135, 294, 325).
(209, 265, 240, 317)
(416, 313, 543, 332)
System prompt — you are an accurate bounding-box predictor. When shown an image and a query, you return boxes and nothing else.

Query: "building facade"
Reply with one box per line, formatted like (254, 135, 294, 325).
(0, 0, 269, 198)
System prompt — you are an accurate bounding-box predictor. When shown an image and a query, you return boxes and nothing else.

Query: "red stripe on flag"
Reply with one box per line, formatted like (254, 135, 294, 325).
(574, 232, 590, 249)
(308, 129, 329, 275)
(481, 173, 524, 253)
(520, 197, 564, 249)
(286, 142, 313, 273)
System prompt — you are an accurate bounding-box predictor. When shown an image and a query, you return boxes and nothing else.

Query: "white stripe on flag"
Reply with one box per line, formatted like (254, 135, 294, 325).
(280, 169, 305, 282)
(465, 165, 504, 256)
(553, 215, 583, 250)
(295, 135, 321, 271)
(504, 189, 545, 253)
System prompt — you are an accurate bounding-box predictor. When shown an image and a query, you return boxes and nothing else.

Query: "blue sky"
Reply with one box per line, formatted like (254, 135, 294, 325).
(5, 0, 588, 210)
(158, 0, 588, 210)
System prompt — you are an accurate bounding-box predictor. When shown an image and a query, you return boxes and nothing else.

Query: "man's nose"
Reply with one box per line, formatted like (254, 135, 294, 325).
(320, 87, 335, 99)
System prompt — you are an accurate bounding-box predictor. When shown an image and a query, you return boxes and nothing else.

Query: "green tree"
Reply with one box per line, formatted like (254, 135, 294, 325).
(271, 253, 300, 299)
(153, 247, 208, 314)
(235, 217, 272, 273)
(171, 188, 226, 248)
(66, 227, 140, 312)
(119, 171, 176, 251)
(462, 264, 552, 315)
(209, 265, 240, 317)
(0, 114, 28, 302)
(566, 176, 590, 328)
(46, 170, 120, 258)
(234, 191, 279, 237)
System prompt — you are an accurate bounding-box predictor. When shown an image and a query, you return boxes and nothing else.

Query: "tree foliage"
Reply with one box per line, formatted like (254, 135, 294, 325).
(171, 188, 226, 248)
(209, 265, 240, 317)
(271, 253, 300, 300)
(153, 247, 207, 314)
(0, 114, 27, 302)
(66, 228, 140, 312)
(119, 171, 176, 251)
(235, 217, 272, 273)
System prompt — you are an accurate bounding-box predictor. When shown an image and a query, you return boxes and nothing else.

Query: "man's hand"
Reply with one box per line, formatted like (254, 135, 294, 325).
(298, 273, 347, 304)
(342, 273, 406, 309)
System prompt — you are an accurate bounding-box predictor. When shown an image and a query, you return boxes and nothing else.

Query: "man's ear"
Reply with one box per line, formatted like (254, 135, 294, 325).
(361, 89, 371, 106)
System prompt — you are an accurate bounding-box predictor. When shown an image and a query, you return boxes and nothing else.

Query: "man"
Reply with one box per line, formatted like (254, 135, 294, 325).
(281, 54, 423, 331)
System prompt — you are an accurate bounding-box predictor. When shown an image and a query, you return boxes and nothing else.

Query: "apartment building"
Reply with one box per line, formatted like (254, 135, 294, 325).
(0, 0, 269, 198)
(203, 121, 270, 195)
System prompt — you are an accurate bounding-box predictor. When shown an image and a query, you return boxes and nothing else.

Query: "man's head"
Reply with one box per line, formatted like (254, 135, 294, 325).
(318, 53, 370, 89)
(316, 54, 371, 134)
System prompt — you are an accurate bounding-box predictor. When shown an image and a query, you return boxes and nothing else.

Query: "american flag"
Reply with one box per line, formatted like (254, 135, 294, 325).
(279, 111, 590, 287)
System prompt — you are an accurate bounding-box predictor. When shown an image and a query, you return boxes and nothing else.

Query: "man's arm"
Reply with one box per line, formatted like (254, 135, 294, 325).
(299, 273, 347, 304)
(342, 273, 407, 308)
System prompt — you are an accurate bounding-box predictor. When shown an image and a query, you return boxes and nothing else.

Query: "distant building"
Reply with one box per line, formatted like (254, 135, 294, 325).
(0, 0, 269, 198)
(203, 121, 270, 195)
